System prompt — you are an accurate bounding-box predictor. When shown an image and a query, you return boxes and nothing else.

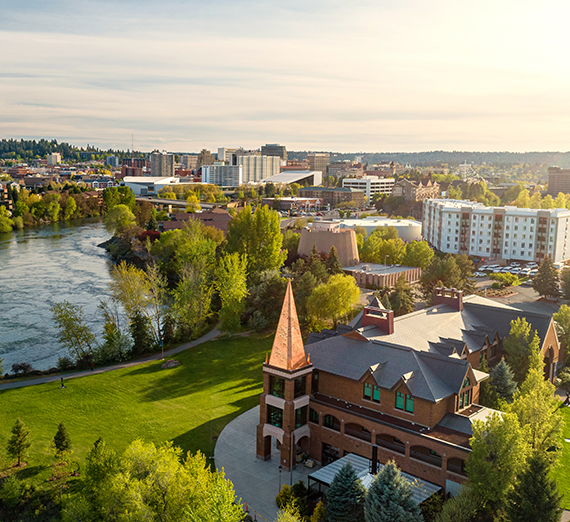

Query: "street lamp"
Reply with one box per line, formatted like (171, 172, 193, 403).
(279, 465, 282, 492)
(384, 255, 389, 271)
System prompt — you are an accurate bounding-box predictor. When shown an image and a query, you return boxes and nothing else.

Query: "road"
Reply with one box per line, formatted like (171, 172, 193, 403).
(0, 328, 221, 392)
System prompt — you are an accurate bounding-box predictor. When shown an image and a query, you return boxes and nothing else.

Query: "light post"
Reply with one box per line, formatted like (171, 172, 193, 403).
(384, 255, 389, 272)
(279, 465, 282, 492)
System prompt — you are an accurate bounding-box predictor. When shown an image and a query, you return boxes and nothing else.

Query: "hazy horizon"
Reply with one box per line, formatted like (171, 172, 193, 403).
(2, 0, 569, 153)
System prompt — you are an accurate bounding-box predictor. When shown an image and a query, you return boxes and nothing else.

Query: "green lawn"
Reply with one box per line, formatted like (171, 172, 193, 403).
(0, 334, 272, 484)
(552, 406, 570, 509)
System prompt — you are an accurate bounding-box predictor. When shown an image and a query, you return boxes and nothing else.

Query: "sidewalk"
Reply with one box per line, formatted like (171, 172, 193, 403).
(0, 327, 220, 391)
(215, 405, 317, 522)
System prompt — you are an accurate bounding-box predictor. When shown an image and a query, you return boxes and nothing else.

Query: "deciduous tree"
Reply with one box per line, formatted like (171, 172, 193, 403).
(466, 412, 528, 509)
(103, 204, 136, 235)
(504, 317, 540, 383)
(307, 274, 360, 329)
(214, 253, 249, 334)
(389, 275, 415, 317)
(50, 301, 96, 360)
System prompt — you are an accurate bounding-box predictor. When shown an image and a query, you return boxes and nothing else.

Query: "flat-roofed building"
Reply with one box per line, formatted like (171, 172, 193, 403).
(423, 198, 570, 263)
(150, 151, 175, 177)
(548, 166, 570, 195)
(307, 152, 330, 176)
(47, 153, 62, 165)
(298, 186, 365, 208)
(342, 176, 395, 204)
(202, 164, 243, 187)
(344, 263, 422, 288)
(261, 144, 287, 161)
(334, 217, 422, 242)
(236, 155, 280, 183)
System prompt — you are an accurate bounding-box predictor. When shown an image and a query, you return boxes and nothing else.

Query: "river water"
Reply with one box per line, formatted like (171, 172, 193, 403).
(0, 220, 112, 371)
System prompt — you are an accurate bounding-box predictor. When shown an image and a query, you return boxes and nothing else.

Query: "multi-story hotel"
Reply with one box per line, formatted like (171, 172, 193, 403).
(423, 199, 570, 263)
(235, 154, 280, 183)
(201, 164, 243, 187)
(342, 176, 395, 204)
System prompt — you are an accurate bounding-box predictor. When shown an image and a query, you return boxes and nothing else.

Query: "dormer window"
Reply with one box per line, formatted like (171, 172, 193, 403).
(396, 392, 414, 413)
(459, 377, 472, 410)
(462, 377, 470, 388)
(363, 383, 381, 403)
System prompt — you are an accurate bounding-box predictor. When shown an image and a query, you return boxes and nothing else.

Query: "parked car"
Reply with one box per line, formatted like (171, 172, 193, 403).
(473, 271, 487, 277)
(529, 269, 538, 276)
(519, 268, 531, 276)
(510, 262, 521, 267)
(510, 267, 522, 274)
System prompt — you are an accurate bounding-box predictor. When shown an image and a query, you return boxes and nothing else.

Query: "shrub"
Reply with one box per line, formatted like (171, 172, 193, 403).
(491, 282, 501, 289)
(1, 475, 22, 509)
(11, 362, 33, 375)
(57, 356, 75, 372)
(248, 310, 268, 332)
(276, 484, 293, 509)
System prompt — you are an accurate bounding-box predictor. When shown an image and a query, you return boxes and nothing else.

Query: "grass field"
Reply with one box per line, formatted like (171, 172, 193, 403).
(0, 334, 273, 485)
(552, 406, 570, 510)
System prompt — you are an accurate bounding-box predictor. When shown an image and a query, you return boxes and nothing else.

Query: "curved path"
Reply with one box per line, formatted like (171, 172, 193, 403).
(0, 327, 220, 391)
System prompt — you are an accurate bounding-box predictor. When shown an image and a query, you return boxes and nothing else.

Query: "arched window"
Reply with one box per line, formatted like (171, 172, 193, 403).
(323, 415, 340, 432)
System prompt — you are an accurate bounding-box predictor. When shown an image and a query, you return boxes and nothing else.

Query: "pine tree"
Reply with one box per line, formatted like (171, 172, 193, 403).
(6, 418, 31, 466)
(490, 358, 517, 403)
(477, 358, 498, 408)
(326, 246, 343, 275)
(389, 275, 415, 317)
(381, 293, 391, 310)
(326, 463, 366, 522)
(129, 310, 156, 356)
(146, 211, 158, 231)
(532, 256, 560, 298)
(504, 453, 563, 522)
(53, 422, 72, 458)
(365, 460, 423, 522)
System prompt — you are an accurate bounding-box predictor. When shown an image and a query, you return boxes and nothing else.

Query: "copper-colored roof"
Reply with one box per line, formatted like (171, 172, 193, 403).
(269, 279, 307, 370)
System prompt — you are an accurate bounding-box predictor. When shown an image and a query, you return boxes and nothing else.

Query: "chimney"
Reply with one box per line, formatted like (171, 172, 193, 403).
(362, 306, 394, 334)
(371, 445, 378, 474)
(433, 287, 463, 311)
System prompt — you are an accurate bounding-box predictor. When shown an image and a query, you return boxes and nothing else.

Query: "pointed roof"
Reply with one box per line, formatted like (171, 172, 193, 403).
(268, 279, 308, 371)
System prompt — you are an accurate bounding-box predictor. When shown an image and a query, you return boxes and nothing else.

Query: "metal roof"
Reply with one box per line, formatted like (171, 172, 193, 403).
(308, 453, 441, 504)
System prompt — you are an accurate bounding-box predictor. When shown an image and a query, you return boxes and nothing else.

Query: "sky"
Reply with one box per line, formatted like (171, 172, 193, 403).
(1, 0, 570, 153)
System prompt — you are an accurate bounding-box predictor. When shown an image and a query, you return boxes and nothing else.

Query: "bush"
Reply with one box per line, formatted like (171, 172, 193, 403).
(276, 484, 293, 509)
(11, 362, 33, 375)
(57, 356, 75, 372)
(75, 354, 93, 370)
(490, 272, 520, 288)
(248, 310, 268, 332)
(1, 475, 22, 509)
(491, 282, 501, 289)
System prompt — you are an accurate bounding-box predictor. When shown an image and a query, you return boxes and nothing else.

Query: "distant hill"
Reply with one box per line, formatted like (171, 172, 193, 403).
(288, 150, 570, 167)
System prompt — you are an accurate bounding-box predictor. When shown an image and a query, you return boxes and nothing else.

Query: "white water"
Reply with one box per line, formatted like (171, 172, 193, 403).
(0, 220, 112, 371)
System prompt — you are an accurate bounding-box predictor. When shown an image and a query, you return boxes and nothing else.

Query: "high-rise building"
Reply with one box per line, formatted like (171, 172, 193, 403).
(202, 165, 243, 187)
(150, 151, 175, 177)
(197, 149, 216, 168)
(235, 155, 280, 183)
(106, 155, 120, 168)
(548, 166, 570, 195)
(47, 153, 62, 165)
(423, 198, 570, 263)
(180, 154, 198, 170)
(261, 144, 287, 161)
(307, 152, 330, 176)
(217, 148, 237, 164)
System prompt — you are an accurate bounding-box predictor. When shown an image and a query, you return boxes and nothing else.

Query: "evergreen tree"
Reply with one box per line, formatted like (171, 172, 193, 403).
(490, 358, 517, 403)
(389, 274, 415, 317)
(129, 310, 156, 356)
(6, 418, 31, 466)
(381, 293, 391, 310)
(477, 358, 498, 408)
(560, 269, 570, 300)
(532, 256, 560, 298)
(146, 210, 158, 231)
(310, 501, 326, 522)
(326, 246, 343, 275)
(326, 463, 366, 522)
(53, 422, 72, 458)
(365, 460, 423, 522)
(504, 453, 563, 522)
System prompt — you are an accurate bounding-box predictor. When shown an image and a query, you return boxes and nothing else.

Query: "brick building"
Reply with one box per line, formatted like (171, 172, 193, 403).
(392, 177, 440, 201)
(298, 186, 365, 208)
(548, 166, 570, 195)
(257, 285, 560, 493)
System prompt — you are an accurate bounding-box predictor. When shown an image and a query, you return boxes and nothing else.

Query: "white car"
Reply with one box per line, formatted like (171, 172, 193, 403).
(510, 267, 521, 274)
(519, 268, 531, 276)
(526, 263, 538, 268)
(510, 262, 521, 267)
(501, 267, 512, 273)
(473, 271, 487, 277)
(529, 269, 538, 276)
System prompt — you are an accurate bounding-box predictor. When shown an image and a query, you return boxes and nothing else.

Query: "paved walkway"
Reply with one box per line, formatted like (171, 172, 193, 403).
(0, 328, 221, 391)
(215, 406, 317, 522)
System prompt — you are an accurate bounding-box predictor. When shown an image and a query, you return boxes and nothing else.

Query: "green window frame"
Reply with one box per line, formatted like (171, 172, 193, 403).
(363, 383, 372, 400)
(309, 408, 319, 424)
(395, 392, 405, 410)
(372, 385, 381, 403)
(269, 376, 285, 398)
(405, 394, 414, 413)
(462, 377, 470, 389)
(267, 405, 283, 428)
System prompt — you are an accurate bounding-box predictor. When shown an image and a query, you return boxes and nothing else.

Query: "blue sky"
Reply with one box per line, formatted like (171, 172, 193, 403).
(1, 0, 569, 152)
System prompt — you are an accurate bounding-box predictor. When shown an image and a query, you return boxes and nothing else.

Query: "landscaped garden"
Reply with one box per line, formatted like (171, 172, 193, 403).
(0, 334, 272, 486)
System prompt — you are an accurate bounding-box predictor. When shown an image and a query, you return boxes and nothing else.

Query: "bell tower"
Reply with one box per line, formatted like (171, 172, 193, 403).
(256, 279, 312, 471)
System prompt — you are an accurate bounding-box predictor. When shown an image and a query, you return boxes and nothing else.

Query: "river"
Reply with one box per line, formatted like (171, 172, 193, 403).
(0, 220, 112, 371)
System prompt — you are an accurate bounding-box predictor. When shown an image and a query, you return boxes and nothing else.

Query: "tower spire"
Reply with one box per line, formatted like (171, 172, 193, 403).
(268, 279, 307, 370)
